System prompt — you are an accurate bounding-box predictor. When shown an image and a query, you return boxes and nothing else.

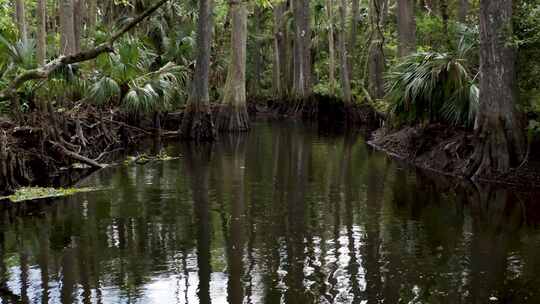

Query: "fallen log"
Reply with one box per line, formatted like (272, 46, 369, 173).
(49, 141, 105, 169)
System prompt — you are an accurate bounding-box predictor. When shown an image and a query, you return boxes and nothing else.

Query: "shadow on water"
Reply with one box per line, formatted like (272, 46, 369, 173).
(2, 120, 540, 303)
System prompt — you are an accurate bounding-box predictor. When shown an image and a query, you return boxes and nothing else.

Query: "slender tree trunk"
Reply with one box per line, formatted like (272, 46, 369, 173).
(338, 0, 352, 103)
(440, 0, 451, 48)
(251, 6, 263, 96)
(292, 0, 312, 98)
(466, 0, 526, 177)
(60, 0, 77, 55)
(397, 0, 416, 57)
(216, 0, 250, 132)
(15, 0, 28, 44)
(73, 0, 84, 53)
(273, 3, 286, 96)
(367, 0, 385, 99)
(459, 0, 468, 23)
(326, 0, 336, 95)
(348, 0, 360, 78)
(88, 0, 97, 34)
(180, 0, 216, 140)
(37, 0, 48, 65)
(381, 0, 390, 25)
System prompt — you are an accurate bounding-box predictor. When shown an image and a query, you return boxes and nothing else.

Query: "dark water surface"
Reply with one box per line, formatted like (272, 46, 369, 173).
(2, 121, 540, 304)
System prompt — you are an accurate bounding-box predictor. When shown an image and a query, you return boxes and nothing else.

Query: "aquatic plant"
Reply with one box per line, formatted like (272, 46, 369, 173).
(1, 187, 103, 203)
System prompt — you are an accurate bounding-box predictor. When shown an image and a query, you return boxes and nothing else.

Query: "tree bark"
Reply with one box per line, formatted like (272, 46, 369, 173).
(466, 0, 526, 177)
(15, 0, 28, 44)
(60, 0, 77, 55)
(179, 0, 217, 140)
(87, 0, 97, 34)
(251, 6, 263, 96)
(73, 0, 84, 53)
(37, 0, 48, 65)
(440, 0, 451, 49)
(397, 0, 416, 57)
(338, 0, 352, 102)
(292, 0, 312, 98)
(348, 0, 360, 77)
(272, 3, 286, 96)
(367, 0, 385, 99)
(216, 0, 250, 132)
(459, 0, 469, 23)
(326, 0, 336, 95)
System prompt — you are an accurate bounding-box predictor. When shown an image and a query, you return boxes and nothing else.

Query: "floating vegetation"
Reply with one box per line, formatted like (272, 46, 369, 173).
(0, 187, 103, 203)
(124, 151, 180, 165)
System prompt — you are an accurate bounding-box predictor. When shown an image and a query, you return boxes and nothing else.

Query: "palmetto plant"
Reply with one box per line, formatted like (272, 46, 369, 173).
(385, 39, 479, 127)
(89, 37, 189, 113)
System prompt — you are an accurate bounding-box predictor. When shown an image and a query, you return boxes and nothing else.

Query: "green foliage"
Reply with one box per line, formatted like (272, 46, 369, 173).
(89, 37, 189, 112)
(0, 0, 16, 40)
(514, 0, 540, 115)
(385, 42, 478, 127)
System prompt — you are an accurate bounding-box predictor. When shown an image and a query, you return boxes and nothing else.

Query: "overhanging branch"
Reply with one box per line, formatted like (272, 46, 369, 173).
(0, 0, 169, 101)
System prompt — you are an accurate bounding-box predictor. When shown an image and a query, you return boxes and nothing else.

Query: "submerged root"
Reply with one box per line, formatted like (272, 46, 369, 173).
(464, 118, 525, 179)
(215, 104, 250, 132)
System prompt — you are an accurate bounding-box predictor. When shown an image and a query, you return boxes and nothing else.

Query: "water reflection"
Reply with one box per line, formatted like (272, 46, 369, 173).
(2, 121, 540, 303)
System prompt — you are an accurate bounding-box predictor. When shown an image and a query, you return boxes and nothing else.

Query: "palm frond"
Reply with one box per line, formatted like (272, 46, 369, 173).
(89, 76, 121, 105)
(385, 51, 478, 127)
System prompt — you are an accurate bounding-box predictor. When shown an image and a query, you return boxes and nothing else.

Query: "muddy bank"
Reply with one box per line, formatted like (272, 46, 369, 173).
(369, 124, 540, 188)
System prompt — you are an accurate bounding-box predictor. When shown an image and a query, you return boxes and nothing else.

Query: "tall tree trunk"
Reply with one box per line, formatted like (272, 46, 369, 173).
(292, 0, 312, 98)
(440, 0, 451, 48)
(15, 0, 28, 44)
(60, 0, 77, 55)
(87, 0, 97, 34)
(459, 0, 468, 23)
(367, 0, 385, 99)
(37, 0, 48, 65)
(73, 0, 84, 53)
(397, 0, 416, 57)
(179, 0, 216, 140)
(338, 0, 352, 103)
(216, 0, 250, 132)
(326, 0, 336, 95)
(466, 0, 526, 177)
(251, 6, 263, 96)
(273, 3, 286, 96)
(348, 0, 360, 78)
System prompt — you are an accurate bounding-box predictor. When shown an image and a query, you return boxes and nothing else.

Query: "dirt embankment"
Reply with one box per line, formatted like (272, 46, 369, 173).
(369, 124, 540, 188)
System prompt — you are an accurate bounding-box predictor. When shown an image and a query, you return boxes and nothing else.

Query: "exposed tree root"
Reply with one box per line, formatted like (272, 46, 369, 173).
(464, 118, 525, 179)
(179, 103, 217, 141)
(0, 104, 157, 195)
(215, 104, 250, 132)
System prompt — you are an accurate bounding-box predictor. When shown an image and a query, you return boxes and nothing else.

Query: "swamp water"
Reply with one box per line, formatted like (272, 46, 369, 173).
(1, 120, 540, 304)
